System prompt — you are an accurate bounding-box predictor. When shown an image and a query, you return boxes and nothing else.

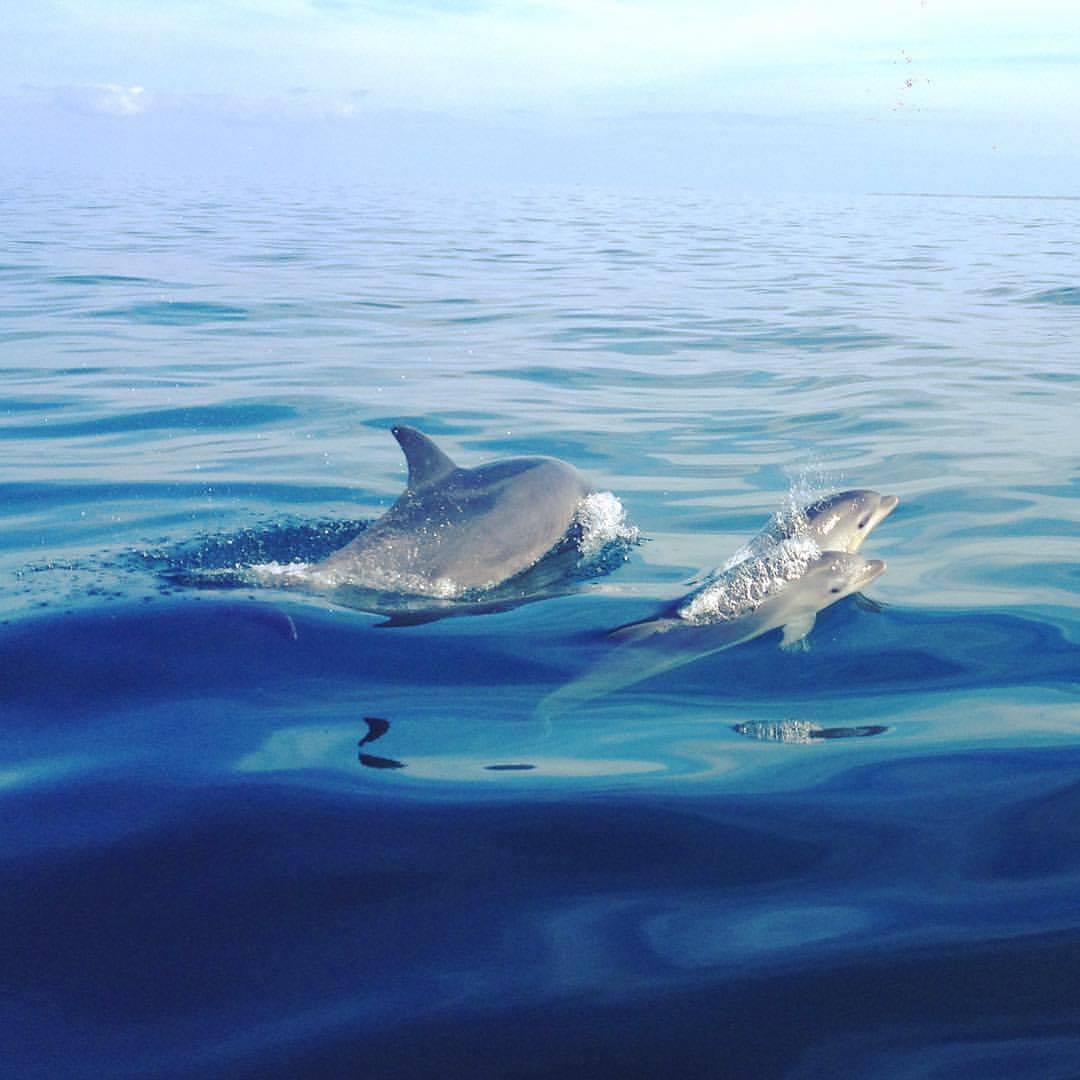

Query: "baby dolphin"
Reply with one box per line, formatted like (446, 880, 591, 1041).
(536, 488, 898, 716)
(618, 548, 887, 650)
(306, 425, 594, 598)
(538, 548, 886, 717)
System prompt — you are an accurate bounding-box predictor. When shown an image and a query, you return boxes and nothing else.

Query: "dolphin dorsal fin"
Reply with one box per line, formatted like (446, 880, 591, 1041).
(392, 425, 458, 491)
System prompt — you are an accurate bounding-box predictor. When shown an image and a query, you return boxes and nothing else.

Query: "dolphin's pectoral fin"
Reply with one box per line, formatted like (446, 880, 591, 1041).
(392, 425, 458, 491)
(780, 613, 816, 651)
(375, 611, 445, 628)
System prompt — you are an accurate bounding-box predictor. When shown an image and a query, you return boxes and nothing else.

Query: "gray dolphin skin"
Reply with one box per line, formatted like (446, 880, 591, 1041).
(617, 550, 887, 650)
(728, 489, 899, 566)
(538, 549, 887, 718)
(306, 425, 594, 598)
(536, 488, 898, 717)
(632, 487, 897, 638)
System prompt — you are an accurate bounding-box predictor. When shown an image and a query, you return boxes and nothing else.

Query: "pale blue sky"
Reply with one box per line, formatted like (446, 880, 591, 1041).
(6, 0, 1079, 192)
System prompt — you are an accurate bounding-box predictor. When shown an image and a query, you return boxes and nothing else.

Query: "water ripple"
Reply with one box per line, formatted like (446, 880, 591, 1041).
(87, 300, 249, 324)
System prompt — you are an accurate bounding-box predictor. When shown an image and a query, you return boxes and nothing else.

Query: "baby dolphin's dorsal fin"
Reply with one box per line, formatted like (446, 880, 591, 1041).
(391, 424, 458, 491)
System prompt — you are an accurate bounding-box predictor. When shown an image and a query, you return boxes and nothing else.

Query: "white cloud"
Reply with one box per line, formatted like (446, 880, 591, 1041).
(26, 81, 372, 123)
(161, 88, 370, 121)
(50, 82, 150, 117)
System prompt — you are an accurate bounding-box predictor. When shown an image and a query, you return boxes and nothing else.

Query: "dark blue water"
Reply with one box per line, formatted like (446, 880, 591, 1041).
(3, 175, 1080, 1078)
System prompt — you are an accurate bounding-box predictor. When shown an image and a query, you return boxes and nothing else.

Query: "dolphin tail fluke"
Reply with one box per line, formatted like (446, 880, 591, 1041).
(608, 616, 676, 643)
(534, 658, 646, 722)
(535, 622, 703, 721)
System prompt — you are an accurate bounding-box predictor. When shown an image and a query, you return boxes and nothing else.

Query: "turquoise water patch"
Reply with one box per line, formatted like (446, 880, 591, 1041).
(0, 403, 297, 439)
(87, 300, 250, 324)
(1026, 286, 1080, 305)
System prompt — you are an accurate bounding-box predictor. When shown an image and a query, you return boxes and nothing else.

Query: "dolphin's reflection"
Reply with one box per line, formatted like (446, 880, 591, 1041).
(356, 721, 540, 773)
(354, 714, 889, 774)
(357, 715, 542, 773)
(733, 720, 889, 744)
(357, 715, 406, 770)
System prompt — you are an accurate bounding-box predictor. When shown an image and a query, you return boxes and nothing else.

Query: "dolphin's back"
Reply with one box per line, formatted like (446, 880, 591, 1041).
(400, 456, 589, 587)
(316, 453, 591, 594)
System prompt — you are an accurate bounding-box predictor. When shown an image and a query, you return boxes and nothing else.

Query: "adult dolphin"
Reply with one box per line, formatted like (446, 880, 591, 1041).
(304, 425, 595, 599)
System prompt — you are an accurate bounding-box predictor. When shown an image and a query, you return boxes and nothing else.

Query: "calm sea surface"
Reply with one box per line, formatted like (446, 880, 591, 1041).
(3, 174, 1079, 1078)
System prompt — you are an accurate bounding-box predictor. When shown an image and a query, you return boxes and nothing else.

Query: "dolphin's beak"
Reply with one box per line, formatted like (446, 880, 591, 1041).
(861, 558, 887, 586)
(878, 495, 899, 519)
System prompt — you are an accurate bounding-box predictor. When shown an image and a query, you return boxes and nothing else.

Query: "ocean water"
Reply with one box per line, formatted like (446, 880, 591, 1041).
(3, 174, 1079, 1078)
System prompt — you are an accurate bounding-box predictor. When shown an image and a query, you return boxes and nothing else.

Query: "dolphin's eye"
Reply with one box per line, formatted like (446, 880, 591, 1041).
(857, 518, 868, 529)
(830, 587, 842, 594)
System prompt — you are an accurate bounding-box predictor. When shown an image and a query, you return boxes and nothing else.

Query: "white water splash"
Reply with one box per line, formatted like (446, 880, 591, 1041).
(248, 559, 461, 598)
(722, 468, 836, 571)
(575, 491, 639, 559)
(186, 492, 638, 603)
(246, 560, 314, 586)
(679, 536, 821, 624)
(733, 719, 820, 744)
